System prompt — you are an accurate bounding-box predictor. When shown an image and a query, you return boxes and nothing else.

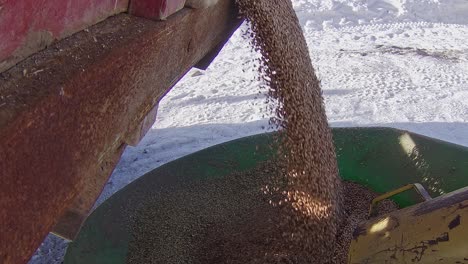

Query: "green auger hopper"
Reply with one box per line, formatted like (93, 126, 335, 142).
(64, 127, 468, 264)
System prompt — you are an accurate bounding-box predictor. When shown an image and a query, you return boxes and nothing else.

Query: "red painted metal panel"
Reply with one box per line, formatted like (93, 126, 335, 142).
(129, 0, 186, 20)
(0, 0, 129, 73)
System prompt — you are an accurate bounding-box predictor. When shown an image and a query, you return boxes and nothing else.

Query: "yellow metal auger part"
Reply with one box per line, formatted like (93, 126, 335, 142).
(349, 186, 468, 263)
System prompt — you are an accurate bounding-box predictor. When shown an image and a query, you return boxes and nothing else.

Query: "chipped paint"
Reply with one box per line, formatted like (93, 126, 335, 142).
(350, 187, 468, 263)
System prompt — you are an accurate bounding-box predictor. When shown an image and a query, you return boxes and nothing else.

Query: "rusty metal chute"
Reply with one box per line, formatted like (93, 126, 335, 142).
(0, 1, 242, 263)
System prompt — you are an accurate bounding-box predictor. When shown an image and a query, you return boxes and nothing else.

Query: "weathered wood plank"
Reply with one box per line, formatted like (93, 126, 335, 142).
(0, 1, 242, 262)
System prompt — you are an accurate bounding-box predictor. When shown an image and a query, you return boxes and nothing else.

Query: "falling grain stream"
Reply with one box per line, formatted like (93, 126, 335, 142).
(127, 1, 398, 263)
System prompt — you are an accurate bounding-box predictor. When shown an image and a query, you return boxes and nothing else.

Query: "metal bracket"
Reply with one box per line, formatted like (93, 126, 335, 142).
(369, 183, 432, 217)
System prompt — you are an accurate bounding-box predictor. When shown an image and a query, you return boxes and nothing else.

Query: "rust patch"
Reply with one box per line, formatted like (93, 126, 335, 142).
(0, 1, 242, 263)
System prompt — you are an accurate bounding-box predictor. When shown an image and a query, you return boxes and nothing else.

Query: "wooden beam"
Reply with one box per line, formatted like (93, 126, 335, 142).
(0, 1, 242, 262)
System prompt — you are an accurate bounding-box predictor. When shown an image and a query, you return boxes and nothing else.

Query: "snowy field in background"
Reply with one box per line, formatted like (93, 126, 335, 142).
(31, 0, 468, 263)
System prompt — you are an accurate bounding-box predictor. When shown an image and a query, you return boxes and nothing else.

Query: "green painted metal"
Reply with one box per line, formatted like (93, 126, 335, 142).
(334, 128, 468, 206)
(64, 127, 468, 264)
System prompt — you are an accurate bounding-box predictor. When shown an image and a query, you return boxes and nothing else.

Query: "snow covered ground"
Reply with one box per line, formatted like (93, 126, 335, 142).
(30, 0, 468, 263)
